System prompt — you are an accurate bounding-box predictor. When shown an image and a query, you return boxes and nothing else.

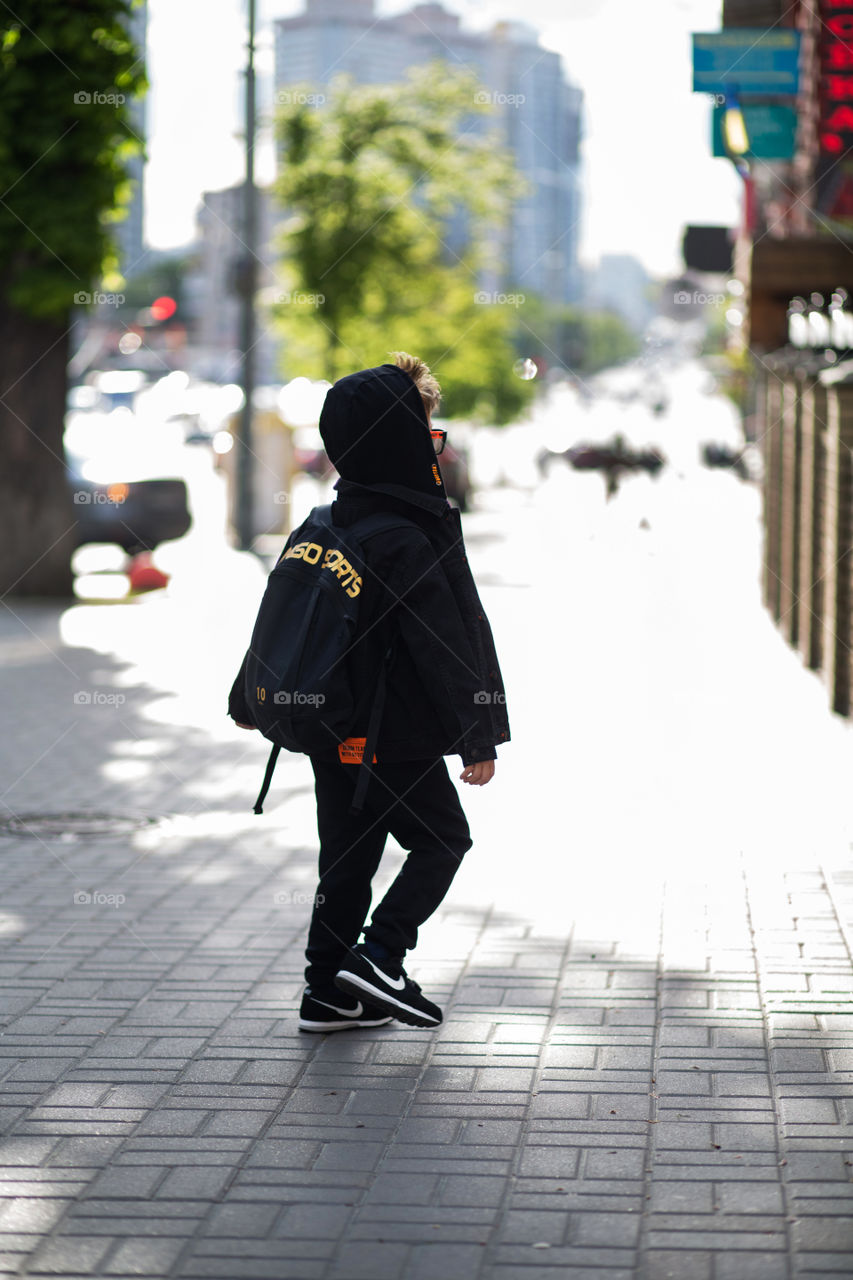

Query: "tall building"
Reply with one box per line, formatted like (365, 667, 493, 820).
(116, 0, 148, 281)
(584, 254, 653, 336)
(273, 0, 583, 304)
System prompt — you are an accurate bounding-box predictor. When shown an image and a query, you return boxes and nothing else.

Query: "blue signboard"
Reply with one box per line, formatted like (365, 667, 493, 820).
(693, 30, 801, 95)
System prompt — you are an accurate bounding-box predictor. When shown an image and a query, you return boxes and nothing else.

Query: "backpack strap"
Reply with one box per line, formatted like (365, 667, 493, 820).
(317, 503, 409, 814)
(349, 644, 392, 815)
(253, 743, 281, 815)
(340, 511, 412, 815)
(316, 501, 413, 541)
(253, 670, 387, 816)
(313, 503, 335, 530)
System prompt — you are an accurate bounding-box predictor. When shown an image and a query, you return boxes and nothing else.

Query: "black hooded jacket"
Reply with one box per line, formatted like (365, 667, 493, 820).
(230, 363, 509, 765)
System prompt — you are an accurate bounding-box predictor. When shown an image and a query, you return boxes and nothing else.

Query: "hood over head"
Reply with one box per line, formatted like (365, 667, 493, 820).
(319, 363, 447, 511)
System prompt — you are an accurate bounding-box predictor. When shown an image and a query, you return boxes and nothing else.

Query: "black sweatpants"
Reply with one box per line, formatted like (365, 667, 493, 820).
(304, 756, 473, 988)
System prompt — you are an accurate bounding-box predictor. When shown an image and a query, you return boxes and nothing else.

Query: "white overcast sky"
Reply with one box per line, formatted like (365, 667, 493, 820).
(144, 0, 739, 277)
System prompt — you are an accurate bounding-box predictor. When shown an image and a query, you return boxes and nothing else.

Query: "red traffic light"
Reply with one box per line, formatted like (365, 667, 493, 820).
(151, 295, 177, 322)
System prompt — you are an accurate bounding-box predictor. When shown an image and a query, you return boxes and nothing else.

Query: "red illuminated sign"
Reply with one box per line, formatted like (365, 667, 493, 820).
(820, 1, 853, 156)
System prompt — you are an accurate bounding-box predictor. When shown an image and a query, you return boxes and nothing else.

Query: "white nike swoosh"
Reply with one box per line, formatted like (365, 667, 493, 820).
(365, 955, 406, 990)
(314, 997, 364, 1017)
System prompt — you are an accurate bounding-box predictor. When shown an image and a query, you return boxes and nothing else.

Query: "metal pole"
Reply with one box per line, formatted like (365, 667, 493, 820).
(236, 0, 257, 551)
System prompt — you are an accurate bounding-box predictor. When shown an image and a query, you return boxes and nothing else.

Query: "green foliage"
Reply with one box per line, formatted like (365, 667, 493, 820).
(272, 66, 536, 422)
(713, 345, 753, 417)
(518, 295, 640, 375)
(579, 310, 641, 372)
(0, 0, 147, 320)
(276, 258, 536, 423)
(700, 302, 730, 356)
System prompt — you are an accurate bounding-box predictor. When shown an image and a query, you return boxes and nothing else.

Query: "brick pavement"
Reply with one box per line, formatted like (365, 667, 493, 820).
(1, 470, 853, 1279)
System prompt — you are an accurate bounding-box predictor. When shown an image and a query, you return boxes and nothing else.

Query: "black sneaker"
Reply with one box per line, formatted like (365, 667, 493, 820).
(298, 985, 394, 1033)
(334, 944, 443, 1028)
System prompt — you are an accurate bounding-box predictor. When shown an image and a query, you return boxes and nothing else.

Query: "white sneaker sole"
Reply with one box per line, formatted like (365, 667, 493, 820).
(298, 1014, 393, 1033)
(334, 969, 442, 1027)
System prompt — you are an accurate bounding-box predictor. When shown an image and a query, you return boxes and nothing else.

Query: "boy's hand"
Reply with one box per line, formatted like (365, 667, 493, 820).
(460, 760, 495, 786)
(235, 722, 257, 730)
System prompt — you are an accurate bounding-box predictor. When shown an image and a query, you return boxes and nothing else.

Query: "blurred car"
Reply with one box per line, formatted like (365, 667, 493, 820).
(564, 443, 615, 470)
(440, 441, 472, 511)
(66, 460, 191, 555)
(701, 441, 761, 483)
(64, 410, 191, 554)
(68, 369, 148, 414)
(168, 412, 213, 446)
(632, 446, 666, 475)
(538, 436, 666, 479)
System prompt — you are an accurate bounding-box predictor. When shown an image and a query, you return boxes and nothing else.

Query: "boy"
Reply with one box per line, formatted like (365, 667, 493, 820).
(230, 354, 509, 1032)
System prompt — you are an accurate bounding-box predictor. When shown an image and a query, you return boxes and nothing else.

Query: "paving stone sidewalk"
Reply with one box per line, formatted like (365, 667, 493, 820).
(2, 469, 853, 1280)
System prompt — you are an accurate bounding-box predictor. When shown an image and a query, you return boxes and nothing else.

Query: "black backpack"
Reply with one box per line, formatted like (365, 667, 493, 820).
(239, 504, 410, 815)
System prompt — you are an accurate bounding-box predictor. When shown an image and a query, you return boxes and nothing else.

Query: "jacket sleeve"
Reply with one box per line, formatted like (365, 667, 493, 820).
(390, 537, 499, 764)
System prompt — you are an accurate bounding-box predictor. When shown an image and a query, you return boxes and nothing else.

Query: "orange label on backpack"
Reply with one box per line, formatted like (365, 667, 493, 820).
(338, 737, 377, 765)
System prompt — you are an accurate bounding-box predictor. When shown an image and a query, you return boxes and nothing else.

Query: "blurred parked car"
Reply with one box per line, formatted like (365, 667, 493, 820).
(538, 435, 666, 480)
(440, 442, 472, 511)
(169, 412, 213, 446)
(66, 460, 191, 555)
(64, 410, 191, 554)
(701, 441, 761, 483)
(68, 369, 148, 414)
(632, 445, 666, 475)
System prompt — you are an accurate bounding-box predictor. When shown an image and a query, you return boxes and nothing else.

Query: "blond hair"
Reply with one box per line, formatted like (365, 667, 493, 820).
(390, 351, 441, 417)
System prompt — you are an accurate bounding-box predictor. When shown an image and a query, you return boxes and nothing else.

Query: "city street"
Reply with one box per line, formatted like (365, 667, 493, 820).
(2, 361, 853, 1279)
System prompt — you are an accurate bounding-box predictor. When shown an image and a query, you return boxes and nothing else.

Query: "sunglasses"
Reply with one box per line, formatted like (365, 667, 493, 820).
(430, 429, 447, 456)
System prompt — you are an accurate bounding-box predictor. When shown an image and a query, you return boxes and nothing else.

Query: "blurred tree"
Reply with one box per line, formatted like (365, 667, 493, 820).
(519, 296, 640, 376)
(0, 1, 146, 596)
(699, 300, 729, 355)
(277, 258, 538, 423)
(580, 310, 640, 373)
(273, 67, 536, 422)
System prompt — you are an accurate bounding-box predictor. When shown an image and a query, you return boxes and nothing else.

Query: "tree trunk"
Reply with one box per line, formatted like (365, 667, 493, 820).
(0, 300, 75, 598)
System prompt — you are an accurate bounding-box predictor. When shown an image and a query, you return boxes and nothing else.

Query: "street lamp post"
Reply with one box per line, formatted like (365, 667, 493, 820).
(236, 0, 257, 551)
